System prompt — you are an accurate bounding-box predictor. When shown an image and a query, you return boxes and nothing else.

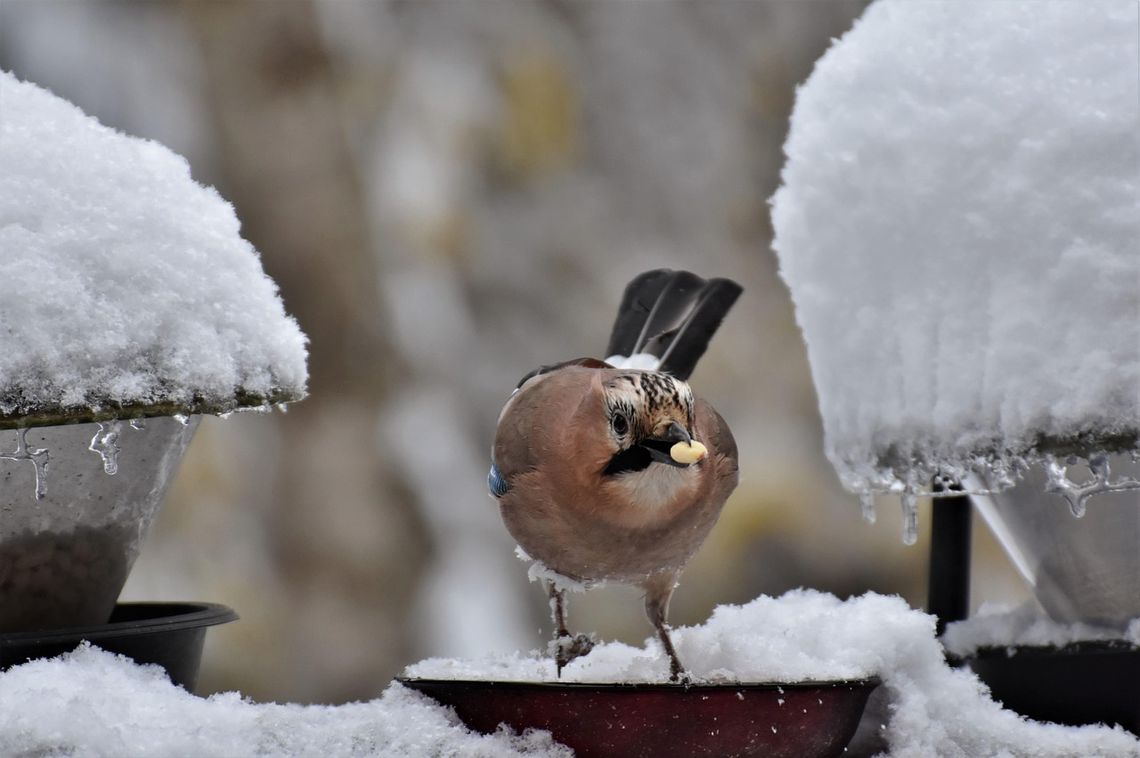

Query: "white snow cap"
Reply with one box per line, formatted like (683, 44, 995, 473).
(771, 2, 1140, 497)
(0, 71, 308, 424)
(603, 353, 661, 371)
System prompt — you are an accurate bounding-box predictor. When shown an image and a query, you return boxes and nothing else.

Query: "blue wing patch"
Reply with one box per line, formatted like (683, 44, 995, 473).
(487, 462, 510, 498)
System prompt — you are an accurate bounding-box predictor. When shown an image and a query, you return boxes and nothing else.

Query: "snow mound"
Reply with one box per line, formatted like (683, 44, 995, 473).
(409, 590, 1140, 757)
(770, 2, 1140, 502)
(1, 593, 1135, 756)
(0, 71, 308, 426)
(942, 602, 1140, 658)
(0, 644, 569, 758)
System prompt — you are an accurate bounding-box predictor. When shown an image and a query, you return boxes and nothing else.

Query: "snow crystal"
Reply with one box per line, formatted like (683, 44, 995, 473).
(942, 602, 1140, 658)
(0, 72, 308, 425)
(603, 353, 662, 371)
(0, 643, 569, 758)
(408, 590, 1140, 757)
(516, 547, 599, 594)
(770, 2, 1140, 503)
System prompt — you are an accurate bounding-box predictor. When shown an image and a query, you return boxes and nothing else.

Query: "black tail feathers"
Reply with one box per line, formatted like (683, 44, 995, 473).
(604, 269, 742, 381)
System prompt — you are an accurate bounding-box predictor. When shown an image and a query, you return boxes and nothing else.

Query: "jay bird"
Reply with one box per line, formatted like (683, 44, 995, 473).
(489, 269, 742, 681)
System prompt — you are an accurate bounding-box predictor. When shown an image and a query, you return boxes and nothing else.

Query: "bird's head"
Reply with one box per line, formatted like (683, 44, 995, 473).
(599, 371, 707, 476)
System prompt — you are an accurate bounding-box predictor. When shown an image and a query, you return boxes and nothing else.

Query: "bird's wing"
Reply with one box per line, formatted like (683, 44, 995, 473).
(495, 366, 600, 481)
(514, 357, 611, 391)
(604, 269, 742, 381)
(695, 397, 739, 478)
(492, 362, 608, 499)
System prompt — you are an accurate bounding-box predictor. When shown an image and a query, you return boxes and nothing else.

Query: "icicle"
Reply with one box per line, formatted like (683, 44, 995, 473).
(88, 420, 122, 475)
(0, 427, 50, 500)
(1042, 453, 1140, 517)
(859, 491, 877, 524)
(988, 461, 1016, 490)
(1043, 456, 1077, 515)
(900, 489, 919, 545)
(852, 451, 1137, 534)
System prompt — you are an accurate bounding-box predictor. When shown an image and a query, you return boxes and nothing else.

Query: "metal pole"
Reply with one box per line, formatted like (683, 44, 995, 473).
(927, 478, 972, 637)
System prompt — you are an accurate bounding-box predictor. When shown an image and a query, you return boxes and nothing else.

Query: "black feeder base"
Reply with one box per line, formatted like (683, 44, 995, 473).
(0, 602, 237, 692)
(966, 641, 1140, 735)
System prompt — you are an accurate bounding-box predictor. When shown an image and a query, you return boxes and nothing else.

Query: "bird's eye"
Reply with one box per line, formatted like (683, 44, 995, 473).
(611, 413, 629, 436)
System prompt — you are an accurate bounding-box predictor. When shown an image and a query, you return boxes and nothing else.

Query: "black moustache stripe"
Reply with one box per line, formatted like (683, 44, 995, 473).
(603, 445, 652, 476)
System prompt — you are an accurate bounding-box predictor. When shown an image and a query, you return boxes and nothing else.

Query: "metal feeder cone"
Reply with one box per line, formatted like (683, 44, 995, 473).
(974, 455, 1140, 628)
(0, 416, 199, 632)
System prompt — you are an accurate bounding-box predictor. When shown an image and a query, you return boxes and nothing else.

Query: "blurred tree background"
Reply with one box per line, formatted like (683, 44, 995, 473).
(0, 0, 1028, 704)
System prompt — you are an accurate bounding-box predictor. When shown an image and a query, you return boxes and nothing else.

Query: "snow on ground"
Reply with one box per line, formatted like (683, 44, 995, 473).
(770, 1, 1140, 502)
(942, 602, 1140, 658)
(0, 71, 308, 421)
(1, 591, 1136, 756)
(0, 643, 569, 758)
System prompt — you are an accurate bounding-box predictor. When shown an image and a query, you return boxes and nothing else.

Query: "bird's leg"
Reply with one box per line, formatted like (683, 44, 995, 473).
(546, 580, 594, 677)
(548, 581, 570, 637)
(644, 572, 688, 683)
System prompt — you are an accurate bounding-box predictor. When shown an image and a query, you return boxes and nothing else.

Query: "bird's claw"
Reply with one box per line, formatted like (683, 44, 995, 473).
(550, 632, 596, 676)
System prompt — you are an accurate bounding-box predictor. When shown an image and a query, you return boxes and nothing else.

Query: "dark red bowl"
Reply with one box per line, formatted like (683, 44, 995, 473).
(398, 677, 880, 758)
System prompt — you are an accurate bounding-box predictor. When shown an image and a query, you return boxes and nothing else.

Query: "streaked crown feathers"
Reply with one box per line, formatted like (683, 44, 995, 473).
(602, 371, 695, 442)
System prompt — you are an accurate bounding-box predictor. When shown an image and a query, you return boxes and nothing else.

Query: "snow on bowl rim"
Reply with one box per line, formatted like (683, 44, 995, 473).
(397, 676, 882, 689)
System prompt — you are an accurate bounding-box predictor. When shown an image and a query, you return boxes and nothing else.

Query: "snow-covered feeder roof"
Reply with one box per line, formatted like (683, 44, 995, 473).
(0, 72, 308, 429)
(771, 2, 1139, 498)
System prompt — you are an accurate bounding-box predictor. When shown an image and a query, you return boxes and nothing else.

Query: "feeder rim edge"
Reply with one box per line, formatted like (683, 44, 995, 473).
(0, 388, 304, 431)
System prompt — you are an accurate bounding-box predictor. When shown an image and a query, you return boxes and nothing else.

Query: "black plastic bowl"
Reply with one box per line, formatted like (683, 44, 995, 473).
(967, 640, 1140, 734)
(0, 602, 237, 692)
(399, 677, 880, 758)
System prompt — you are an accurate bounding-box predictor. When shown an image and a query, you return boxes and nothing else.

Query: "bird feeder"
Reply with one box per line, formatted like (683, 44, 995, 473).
(0, 72, 308, 686)
(771, 0, 1139, 733)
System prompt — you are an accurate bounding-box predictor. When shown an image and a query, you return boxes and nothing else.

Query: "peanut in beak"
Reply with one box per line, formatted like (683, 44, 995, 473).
(669, 439, 707, 464)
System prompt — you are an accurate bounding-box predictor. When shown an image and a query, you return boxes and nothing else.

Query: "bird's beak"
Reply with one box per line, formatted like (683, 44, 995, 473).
(639, 421, 706, 467)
